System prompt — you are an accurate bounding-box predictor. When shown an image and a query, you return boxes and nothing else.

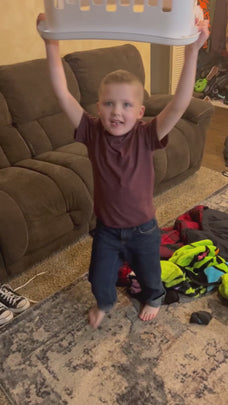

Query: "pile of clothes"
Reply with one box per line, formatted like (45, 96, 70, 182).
(194, 0, 228, 105)
(117, 206, 228, 303)
(194, 61, 228, 105)
(159, 205, 228, 261)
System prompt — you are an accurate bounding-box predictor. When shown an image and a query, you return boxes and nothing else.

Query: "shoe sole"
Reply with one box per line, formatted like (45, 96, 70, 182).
(0, 312, 13, 325)
(9, 301, 31, 314)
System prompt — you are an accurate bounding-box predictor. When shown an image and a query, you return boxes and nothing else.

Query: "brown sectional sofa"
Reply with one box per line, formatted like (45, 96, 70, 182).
(0, 44, 213, 281)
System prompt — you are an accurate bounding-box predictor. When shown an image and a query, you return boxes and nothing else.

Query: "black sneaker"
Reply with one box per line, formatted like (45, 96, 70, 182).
(0, 284, 30, 313)
(0, 302, 13, 325)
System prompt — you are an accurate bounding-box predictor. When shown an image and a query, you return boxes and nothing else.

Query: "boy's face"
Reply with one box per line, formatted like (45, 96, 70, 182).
(97, 82, 145, 136)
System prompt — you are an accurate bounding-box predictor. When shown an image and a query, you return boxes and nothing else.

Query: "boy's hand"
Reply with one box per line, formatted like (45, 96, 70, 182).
(36, 12, 46, 36)
(36, 13, 58, 45)
(36, 12, 46, 26)
(190, 19, 210, 51)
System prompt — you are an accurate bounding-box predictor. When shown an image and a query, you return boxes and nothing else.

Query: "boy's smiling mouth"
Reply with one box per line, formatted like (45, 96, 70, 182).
(110, 119, 124, 127)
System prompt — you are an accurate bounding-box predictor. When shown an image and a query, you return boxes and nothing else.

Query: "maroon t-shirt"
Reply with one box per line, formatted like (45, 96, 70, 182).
(75, 112, 168, 228)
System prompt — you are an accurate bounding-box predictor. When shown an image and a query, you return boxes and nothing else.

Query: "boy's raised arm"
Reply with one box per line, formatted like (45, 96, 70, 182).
(37, 13, 83, 129)
(156, 19, 210, 141)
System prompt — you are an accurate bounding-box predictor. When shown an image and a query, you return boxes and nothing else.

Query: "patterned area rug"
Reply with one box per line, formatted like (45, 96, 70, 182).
(1, 184, 228, 405)
(200, 183, 228, 213)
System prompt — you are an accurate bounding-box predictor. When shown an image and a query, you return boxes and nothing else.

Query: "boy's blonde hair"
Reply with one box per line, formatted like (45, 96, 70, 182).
(98, 69, 144, 103)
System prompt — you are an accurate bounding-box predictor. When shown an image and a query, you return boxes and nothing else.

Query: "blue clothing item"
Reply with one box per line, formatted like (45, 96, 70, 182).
(204, 265, 228, 292)
(89, 218, 165, 311)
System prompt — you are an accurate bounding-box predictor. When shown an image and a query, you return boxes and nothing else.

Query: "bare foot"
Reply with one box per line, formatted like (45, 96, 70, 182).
(139, 304, 160, 321)
(89, 306, 105, 328)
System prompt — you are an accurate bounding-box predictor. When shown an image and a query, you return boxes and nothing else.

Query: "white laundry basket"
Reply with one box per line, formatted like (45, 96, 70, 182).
(38, 0, 200, 45)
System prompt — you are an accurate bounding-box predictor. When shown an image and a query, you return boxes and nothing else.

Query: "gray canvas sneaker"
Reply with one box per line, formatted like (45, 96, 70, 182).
(0, 284, 30, 313)
(0, 301, 13, 325)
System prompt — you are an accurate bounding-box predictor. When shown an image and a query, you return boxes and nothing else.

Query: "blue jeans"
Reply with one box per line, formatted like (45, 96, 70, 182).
(89, 218, 165, 311)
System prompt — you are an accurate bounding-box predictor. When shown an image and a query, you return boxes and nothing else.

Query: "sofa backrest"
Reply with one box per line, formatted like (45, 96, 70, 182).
(0, 44, 147, 160)
(0, 58, 81, 157)
(0, 92, 31, 167)
(64, 44, 148, 115)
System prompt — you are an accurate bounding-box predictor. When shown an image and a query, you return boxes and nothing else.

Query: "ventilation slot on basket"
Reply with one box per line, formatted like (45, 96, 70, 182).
(106, 0, 117, 12)
(162, 0, 172, 12)
(54, 0, 64, 9)
(133, 0, 144, 13)
(80, 0, 90, 11)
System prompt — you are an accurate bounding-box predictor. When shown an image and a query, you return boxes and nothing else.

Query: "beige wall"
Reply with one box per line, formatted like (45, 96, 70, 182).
(0, 0, 150, 93)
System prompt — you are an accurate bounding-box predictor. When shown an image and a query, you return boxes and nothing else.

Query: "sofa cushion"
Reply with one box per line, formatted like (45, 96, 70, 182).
(0, 59, 81, 124)
(0, 91, 31, 167)
(0, 58, 81, 156)
(175, 119, 205, 168)
(0, 126, 31, 165)
(56, 142, 88, 157)
(0, 166, 74, 254)
(0, 92, 31, 167)
(35, 148, 93, 196)
(0, 92, 11, 127)
(64, 44, 146, 109)
(153, 149, 168, 186)
(144, 95, 214, 124)
(164, 127, 190, 179)
(16, 158, 93, 228)
(17, 113, 76, 157)
(0, 148, 10, 169)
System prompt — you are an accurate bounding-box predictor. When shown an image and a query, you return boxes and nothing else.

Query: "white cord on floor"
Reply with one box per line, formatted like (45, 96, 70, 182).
(14, 271, 47, 291)
(14, 271, 47, 303)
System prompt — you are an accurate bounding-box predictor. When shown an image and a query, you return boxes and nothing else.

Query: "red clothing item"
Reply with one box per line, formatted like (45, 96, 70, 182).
(75, 112, 168, 228)
(160, 205, 205, 259)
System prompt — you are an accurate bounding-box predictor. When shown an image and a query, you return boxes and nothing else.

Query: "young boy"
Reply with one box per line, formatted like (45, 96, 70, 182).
(37, 14, 209, 328)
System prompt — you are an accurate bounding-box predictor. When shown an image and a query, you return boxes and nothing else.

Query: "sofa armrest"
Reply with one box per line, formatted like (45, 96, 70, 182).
(144, 95, 214, 124)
